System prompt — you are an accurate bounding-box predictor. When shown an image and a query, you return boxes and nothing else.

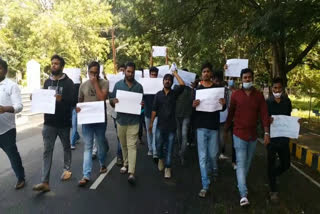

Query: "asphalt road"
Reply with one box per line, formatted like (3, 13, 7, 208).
(0, 115, 320, 214)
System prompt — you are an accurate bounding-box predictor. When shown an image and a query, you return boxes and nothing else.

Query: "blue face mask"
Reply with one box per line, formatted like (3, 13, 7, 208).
(228, 80, 234, 87)
(242, 82, 253, 89)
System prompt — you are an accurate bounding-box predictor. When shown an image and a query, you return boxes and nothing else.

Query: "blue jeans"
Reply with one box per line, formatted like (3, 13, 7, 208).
(82, 123, 108, 179)
(113, 118, 122, 159)
(196, 128, 219, 190)
(71, 108, 80, 146)
(233, 135, 257, 197)
(156, 128, 175, 168)
(176, 117, 190, 159)
(145, 116, 158, 157)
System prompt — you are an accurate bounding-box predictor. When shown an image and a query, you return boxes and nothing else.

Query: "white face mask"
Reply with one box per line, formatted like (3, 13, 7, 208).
(273, 92, 282, 98)
(242, 82, 253, 89)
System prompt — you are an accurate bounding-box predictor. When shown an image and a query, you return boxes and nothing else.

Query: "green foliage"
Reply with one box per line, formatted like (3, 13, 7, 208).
(0, 0, 113, 77)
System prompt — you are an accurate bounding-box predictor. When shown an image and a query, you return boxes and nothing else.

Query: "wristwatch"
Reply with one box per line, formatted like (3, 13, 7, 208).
(264, 132, 270, 136)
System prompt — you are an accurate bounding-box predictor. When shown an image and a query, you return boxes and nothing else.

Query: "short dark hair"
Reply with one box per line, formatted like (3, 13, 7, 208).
(213, 69, 223, 82)
(201, 62, 213, 72)
(272, 77, 284, 86)
(119, 64, 125, 69)
(163, 73, 173, 82)
(51, 54, 65, 67)
(125, 62, 136, 70)
(0, 58, 8, 72)
(88, 61, 100, 72)
(240, 68, 254, 79)
(149, 66, 159, 74)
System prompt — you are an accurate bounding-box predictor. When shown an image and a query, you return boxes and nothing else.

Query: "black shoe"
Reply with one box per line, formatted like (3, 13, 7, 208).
(92, 154, 97, 160)
(128, 175, 136, 185)
(15, 179, 25, 190)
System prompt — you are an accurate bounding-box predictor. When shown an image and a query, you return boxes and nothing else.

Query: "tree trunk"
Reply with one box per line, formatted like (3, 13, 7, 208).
(271, 41, 287, 86)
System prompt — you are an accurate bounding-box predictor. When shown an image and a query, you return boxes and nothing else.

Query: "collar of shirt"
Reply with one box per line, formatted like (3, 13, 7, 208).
(122, 78, 138, 88)
(0, 78, 8, 86)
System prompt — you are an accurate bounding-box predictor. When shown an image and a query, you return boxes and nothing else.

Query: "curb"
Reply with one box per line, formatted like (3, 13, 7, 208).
(289, 140, 320, 173)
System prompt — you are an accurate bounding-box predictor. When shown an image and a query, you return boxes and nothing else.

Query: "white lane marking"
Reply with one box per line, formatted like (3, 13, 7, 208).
(90, 157, 117, 190)
(258, 138, 320, 189)
(290, 163, 320, 189)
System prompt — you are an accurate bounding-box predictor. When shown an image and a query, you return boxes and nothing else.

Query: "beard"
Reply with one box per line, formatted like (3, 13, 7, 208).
(51, 69, 62, 76)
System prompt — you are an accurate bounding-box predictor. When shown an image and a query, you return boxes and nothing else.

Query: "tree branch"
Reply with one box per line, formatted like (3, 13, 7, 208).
(286, 34, 320, 73)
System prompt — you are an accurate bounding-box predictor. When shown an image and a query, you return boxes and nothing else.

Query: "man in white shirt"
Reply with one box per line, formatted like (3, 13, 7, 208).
(0, 58, 25, 189)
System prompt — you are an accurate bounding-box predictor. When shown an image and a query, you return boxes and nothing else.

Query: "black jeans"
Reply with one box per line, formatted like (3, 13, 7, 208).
(0, 129, 25, 181)
(267, 141, 290, 192)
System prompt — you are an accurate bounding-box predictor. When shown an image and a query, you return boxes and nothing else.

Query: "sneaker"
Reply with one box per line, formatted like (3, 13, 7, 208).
(128, 174, 136, 185)
(158, 159, 164, 171)
(120, 166, 128, 174)
(15, 179, 25, 190)
(219, 154, 229, 160)
(198, 189, 207, 198)
(240, 197, 250, 207)
(75, 139, 81, 144)
(61, 170, 72, 181)
(116, 157, 123, 166)
(71, 145, 76, 150)
(78, 178, 90, 187)
(164, 168, 171, 179)
(33, 183, 50, 192)
(270, 192, 279, 203)
(100, 165, 107, 174)
(147, 151, 152, 156)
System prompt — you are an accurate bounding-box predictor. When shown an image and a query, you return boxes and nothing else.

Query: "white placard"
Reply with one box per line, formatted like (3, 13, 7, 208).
(225, 59, 249, 77)
(196, 88, 225, 112)
(270, 115, 300, 139)
(31, 89, 56, 114)
(143, 69, 150, 78)
(107, 73, 124, 93)
(115, 90, 143, 115)
(157, 65, 171, 78)
(152, 46, 167, 57)
(64, 68, 81, 84)
(77, 101, 105, 124)
(138, 78, 163, 95)
(174, 69, 196, 87)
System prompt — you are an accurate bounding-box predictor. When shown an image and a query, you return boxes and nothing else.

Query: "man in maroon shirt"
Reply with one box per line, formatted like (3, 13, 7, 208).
(224, 68, 270, 207)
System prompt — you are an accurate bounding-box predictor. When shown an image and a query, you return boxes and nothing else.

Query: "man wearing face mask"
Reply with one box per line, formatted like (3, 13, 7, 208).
(266, 77, 292, 203)
(33, 55, 76, 192)
(224, 68, 269, 207)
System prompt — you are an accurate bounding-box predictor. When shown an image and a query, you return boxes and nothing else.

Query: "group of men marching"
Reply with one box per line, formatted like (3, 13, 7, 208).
(0, 55, 293, 206)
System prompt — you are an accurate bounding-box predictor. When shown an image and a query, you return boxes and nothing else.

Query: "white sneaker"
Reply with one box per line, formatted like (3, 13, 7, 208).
(164, 168, 171, 178)
(240, 197, 250, 207)
(147, 151, 152, 156)
(219, 154, 229, 160)
(71, 145, 76, 150)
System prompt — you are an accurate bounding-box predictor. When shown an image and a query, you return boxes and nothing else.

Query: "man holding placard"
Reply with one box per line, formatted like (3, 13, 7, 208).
(224, 68, 270, 207)
(266, 77, 293, 203)
(175, 68, 193, 165)
(77, 61, 109, 187)
(149, 71, 185, 179)
(192, 63, 226, 198)
(0, 58, 25, 190)
(33, 55, 76, 192)
(143, 66, 159, 159)
(110, 62, 143, 184)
